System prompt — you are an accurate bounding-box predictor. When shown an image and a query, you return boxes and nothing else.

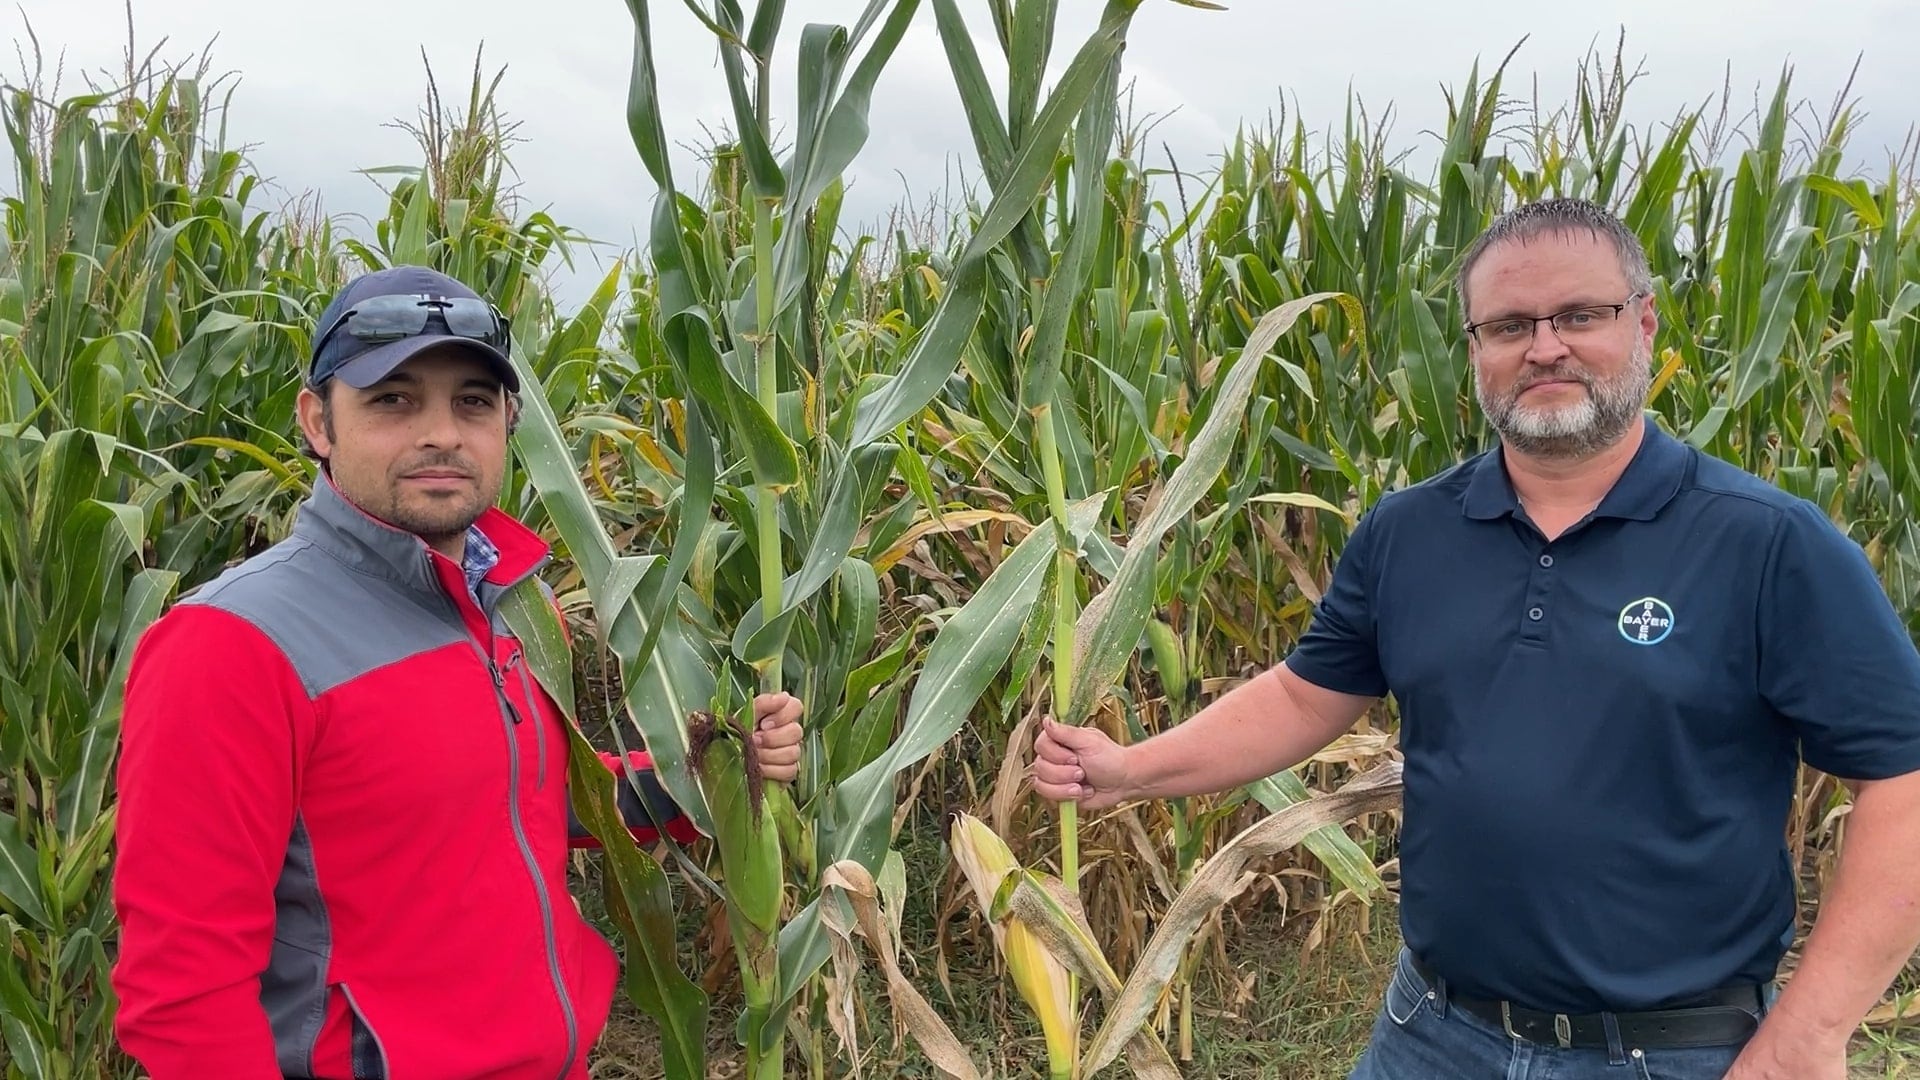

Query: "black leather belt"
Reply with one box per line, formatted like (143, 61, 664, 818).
(1410, 956, 1765, 1050)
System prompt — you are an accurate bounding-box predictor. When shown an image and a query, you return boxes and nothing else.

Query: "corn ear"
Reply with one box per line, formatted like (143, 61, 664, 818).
(949, 814, 1078, 1080)
(698, 726, 784, 936)
(1005, 922, 1078, 1074)
(1143, 618, 1186, 703)
(693, 709, 785, 1077)
(767, 784, 814, 885)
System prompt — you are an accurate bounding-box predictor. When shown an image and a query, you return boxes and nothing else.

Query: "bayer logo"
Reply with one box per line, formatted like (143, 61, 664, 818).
(1618, 597, 1675, 645)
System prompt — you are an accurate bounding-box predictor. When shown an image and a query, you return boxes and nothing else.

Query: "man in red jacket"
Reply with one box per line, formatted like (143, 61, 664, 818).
(110, 265, 805, 1080)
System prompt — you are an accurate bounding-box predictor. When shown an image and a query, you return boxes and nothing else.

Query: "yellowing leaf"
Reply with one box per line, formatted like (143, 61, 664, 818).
(820, 860, 982, 1080)
(1245, 489, 1352, 523)
(871, 509, 1032, 573)
(1648, 345, 1688, 404)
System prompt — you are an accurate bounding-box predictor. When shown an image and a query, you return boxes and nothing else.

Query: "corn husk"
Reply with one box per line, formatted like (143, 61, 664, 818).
(949, 814, 1078, 1079)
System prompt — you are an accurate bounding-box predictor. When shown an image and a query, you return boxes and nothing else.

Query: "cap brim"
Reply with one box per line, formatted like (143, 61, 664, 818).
(329, 334, 520, 393)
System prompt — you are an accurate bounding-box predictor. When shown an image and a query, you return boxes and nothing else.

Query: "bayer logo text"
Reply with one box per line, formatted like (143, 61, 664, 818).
(1618, 597, 1675, 645)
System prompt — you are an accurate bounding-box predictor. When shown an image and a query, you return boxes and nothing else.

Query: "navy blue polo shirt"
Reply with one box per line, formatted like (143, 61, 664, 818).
(1286, 418, 1920, 1014)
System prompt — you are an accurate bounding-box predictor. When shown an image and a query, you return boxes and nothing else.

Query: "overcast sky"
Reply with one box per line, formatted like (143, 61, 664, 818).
(7, 1, 1916, 307)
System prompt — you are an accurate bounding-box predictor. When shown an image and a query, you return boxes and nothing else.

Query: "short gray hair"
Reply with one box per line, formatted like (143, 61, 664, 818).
(1455, 197, 1653, 320)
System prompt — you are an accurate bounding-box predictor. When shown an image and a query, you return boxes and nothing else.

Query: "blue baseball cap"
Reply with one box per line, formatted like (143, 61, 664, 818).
(307, 265, 519, 392)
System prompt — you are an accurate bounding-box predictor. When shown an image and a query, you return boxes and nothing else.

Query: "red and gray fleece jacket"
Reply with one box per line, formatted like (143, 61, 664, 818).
(111, 475, 702, 1080)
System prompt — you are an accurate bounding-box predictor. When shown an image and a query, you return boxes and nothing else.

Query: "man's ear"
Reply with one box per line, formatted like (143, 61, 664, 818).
(296, 384, 333, 460)
(506, 392, 522, 436)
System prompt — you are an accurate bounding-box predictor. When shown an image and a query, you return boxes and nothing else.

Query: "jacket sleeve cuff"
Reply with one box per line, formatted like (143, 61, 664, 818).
(568, 751, 702, 847)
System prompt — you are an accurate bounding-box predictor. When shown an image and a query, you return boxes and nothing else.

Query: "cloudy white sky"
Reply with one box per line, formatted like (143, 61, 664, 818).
(7, 1, 1916, 306)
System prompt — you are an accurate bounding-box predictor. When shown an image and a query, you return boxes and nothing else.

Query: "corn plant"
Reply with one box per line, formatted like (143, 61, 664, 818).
(490, 2, 1202, 1073)
(0, 48, 356, 1074)
(934, 290, 1378, 1075)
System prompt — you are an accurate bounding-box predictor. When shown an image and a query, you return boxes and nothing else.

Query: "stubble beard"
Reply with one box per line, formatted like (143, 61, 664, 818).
(379, 489, 490, 547)
(1476, 339, 1652, 460)
(376, 459, 496, 548)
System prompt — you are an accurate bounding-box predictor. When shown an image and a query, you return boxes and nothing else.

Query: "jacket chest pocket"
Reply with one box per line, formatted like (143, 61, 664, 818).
(493, 643, 574, 827)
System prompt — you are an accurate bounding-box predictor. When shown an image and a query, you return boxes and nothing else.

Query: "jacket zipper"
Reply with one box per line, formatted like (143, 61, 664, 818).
(339, 984, 391, 1080)
(447, 585, 580, 1080)
(482, 647, 580, 1079)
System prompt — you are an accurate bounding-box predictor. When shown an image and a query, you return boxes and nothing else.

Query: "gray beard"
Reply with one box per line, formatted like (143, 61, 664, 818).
(1476, 344, 1652, 459)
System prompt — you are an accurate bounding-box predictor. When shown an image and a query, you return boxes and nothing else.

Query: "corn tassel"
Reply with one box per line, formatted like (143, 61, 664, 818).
(949, 814, 1077, 1080)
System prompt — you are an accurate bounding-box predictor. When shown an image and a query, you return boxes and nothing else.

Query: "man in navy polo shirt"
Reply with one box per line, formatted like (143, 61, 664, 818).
(1032, 198, 1920, 1078)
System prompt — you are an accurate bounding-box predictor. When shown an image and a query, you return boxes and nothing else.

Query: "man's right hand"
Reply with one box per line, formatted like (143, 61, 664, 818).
(1031, 717, 1133, 811)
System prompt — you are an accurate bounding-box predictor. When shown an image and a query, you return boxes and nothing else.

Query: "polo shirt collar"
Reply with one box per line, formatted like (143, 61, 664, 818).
(1461, 416, 1689, 522)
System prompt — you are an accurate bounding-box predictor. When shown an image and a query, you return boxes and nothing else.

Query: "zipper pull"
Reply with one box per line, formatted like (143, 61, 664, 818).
(488, 660, 522, 723)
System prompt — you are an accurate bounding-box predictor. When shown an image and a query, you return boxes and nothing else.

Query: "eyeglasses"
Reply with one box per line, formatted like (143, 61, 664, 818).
(1463, 292, 1644, 351)
(313, 294, 512, 356)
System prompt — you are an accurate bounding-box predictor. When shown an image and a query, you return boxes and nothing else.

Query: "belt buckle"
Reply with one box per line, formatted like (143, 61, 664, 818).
(1500, 1002, 1574, 1049)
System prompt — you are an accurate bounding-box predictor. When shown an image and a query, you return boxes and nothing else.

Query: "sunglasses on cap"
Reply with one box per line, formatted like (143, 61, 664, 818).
(313, 294, 512, 356)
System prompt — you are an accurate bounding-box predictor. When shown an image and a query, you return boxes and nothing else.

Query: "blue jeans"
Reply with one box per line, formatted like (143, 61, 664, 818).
(1348, 949, 1772, 1079)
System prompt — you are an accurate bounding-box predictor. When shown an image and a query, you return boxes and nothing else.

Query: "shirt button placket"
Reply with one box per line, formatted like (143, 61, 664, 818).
(1521, 546, 1555, 643)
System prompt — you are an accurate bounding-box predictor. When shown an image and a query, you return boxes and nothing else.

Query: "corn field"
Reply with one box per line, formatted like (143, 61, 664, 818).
(3, 2, 1918, 1077)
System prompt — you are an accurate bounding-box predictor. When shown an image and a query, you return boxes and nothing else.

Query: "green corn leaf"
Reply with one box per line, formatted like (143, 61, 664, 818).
(710, 1, 786, 200)
(927, 0, 1048, 278)
(622, 0, 679, 191)
(775, 495, 1105, 1005)
(814, 557, 882, 733)
(390, 171, 434, 266)
(0, 919, 58, 1078)
(674, 313, 800, 491)
(1395, 283, 1462, 460)
(769, 1, 919, 321)
(1725, 225, 1815, 413)
(0, 817, 51, 930)
(732, 442, 893, 663)
(1005, 0, 1058, 148)
(58, 567, 178, 840)
(28, 429, 111, 558)
(501, 580, 708, 1080)
(1065, 293, 1353, 725)
(598, 554, 665, 654)
(1246, 768, 1385, 899)
(847, 0, 1147, 447)
(507, 295, 712, 834)
(744, 0, 787, 56)
(826, 494, 1104, 869)
(1020, 53, 1120, 411)
(0, 1015, 51, 1080)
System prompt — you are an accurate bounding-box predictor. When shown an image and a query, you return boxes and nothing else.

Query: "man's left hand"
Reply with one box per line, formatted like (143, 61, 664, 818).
(751, 692, 805, 784)
(1722, 1022, 1848, 1080)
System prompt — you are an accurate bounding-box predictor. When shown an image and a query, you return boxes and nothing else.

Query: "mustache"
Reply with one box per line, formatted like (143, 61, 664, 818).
(1513, 365, 1594, 394)
(395, 454, 477, 478)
